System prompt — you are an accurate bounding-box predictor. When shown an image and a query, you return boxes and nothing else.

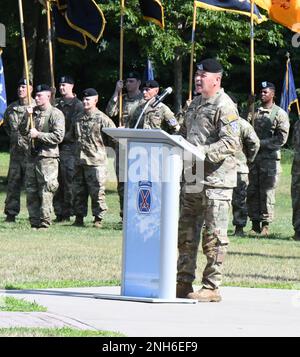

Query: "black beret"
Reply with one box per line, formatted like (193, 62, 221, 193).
(59, 75, 75, 84)
(18, 78, 32, 86)
(35, 84, 51, 93)
(82, 88, 98, 97)
(126, 71, 141, 80)
(143, 80, 159, 88)
(260, 81, 275, 90)
(197, 58, 223, 73)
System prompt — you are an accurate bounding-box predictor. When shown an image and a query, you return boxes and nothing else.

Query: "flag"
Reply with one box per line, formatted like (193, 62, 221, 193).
(0, 51, 7, 127)
(52, 0, 106, 49)
(195, 0, 267, 24)
(255, 0, 300, 32)
(139, 0, 165, 28)
(280, 57, 299, 113)
(143, 59, 155, 81)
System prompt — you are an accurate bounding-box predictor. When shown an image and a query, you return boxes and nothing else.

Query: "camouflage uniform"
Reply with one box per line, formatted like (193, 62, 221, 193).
(53, 96, 83, 219)
(106, 92, 143, 218)
(71, 108, 116, 221)
(291, 120, 300, 236)
(128, 100, 179, 132)
(247, 104, 289, 224)
(177, 89, 239, 289)
(19, 105, 65, 227)
(3, 100, 32, 218)
(232, 118, 260, 228)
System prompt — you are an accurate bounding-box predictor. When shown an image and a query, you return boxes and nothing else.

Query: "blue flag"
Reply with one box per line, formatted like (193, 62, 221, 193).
(139, 0, 165, 28)
(52, 0, 106, 49)
(144, 59, 155, 81)
(0, 51, 7, 126)
(195, 0, 267, 24)
(280, 58, 299, 114)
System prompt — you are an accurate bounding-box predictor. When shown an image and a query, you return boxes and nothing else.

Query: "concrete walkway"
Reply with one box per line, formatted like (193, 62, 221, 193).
(0, 286, 300, 337)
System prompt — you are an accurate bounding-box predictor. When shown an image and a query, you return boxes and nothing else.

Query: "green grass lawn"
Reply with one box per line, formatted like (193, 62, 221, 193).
(0, 296, 47, 312)
(0, 150, 299, 290)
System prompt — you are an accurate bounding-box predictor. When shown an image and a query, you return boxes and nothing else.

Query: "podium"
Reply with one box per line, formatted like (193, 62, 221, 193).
(95, 129, 204, 303)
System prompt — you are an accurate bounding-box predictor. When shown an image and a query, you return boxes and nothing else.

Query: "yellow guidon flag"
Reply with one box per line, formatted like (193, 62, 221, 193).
(195, 0, 267, 24)
(255, 0, 300, 32)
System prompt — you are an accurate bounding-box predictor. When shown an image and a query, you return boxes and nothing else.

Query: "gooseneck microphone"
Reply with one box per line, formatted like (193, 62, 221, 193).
(151, 87, 173, 108)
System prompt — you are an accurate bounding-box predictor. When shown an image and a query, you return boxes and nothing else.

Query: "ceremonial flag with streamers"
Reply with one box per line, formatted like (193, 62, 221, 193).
(280, 57, 299, 114)
(0, 51, 7, 126)
(195, 0, 267, 24)
(139, 0, 165, 28)
(255, 0, 300, 32)
(52, 0, 106, 49)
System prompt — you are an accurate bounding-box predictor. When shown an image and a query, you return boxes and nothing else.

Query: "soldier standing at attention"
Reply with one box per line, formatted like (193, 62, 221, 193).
(53, 75, 83, 222)
(247, 82, 289, 237)
(71, 88, 116, 228)
(3, 78, 34, 222)
(290, 119, 300, 240)
(176, 58, 239, 302)
(20, 84, 65, 229)
(232, 116, 260, 236)
(106, 71, 143, 220)
(128, 79, 180, 132)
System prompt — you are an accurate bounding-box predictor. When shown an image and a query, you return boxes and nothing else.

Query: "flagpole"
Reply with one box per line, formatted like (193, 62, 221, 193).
(18, 0, 34, 132)
(46, 0, 56, 102)
(188, 1, 197, 101)
(119, 0, 125, 127)
(250, 0, 255, 125)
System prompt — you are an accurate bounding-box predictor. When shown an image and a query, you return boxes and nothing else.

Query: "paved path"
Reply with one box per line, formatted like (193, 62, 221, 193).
(0, 286, 300, 337)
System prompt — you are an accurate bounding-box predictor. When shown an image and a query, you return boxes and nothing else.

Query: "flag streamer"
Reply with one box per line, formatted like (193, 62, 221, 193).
(0, 49, 7, 127)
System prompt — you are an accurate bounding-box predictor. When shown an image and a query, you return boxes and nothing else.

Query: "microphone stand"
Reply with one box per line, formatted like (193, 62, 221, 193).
(134, 98, 155, 129)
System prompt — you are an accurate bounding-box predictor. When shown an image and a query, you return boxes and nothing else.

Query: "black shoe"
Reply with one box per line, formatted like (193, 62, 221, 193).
(72, 216, 84, 227)
(233, 226, 245, 236)
(5, 215, 16, 223)
(54, 215, 63, 223)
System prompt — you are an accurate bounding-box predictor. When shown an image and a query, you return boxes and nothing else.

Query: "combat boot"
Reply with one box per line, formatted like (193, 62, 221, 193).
(72, 216, 84, 227)
(248, 221, 261, 236)
(187, 287, 222, 302)
(54, 215, 63, 223)
(233, 225, 245, 237)
(293, 231, 300, 241)
(5, 214, 15, 223)
(261, 222, 269, 237)
(176, 282, 193, 298)
(93, 217, 102, 228)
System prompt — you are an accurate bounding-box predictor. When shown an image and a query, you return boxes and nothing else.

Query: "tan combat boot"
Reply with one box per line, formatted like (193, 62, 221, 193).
(93, 217, 102, 228)
(261, 223, 269, 237)
(187, 287, 222, 302)
(176, 282, 193, 298)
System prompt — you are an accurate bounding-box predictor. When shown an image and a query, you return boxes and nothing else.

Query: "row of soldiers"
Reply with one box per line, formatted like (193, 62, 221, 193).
(1, 58, 295, 302)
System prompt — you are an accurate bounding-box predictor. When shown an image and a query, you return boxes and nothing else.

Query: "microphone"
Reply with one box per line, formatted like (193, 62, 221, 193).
(151, 87, 173, 108)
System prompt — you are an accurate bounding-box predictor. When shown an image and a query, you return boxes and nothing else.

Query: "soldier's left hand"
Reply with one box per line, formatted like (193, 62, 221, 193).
(30, 128, 40, 139)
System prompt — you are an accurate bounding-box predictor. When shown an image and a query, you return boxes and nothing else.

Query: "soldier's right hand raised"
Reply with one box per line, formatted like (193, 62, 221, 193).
(114, 80, 124, 94)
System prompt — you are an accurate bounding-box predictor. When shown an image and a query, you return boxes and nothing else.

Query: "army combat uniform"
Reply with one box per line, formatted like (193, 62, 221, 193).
(128, 100, 179, 132)
(232, 118, 260, 233)
(19, 105, 65, 228)
(106, 92, 143, 219)
(3, 100, 33, 220)
(71, 108, 116, 224)
(53, 96, 83, 220)
(247, 104, 289, 230)
(291, 120, 300, 240)
(177, 88, 239, 293)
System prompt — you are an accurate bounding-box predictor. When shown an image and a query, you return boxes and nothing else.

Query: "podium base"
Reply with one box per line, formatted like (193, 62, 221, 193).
(94, 294, 197, 304)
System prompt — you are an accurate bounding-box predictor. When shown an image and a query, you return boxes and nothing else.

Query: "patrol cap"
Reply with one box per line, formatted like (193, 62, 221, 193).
(126, 71, 141, 80)
(18, 78, 32, 86)
(59, 75, 75, 84)
(260, 81, 275, 90)
(35, 84, 51, 93)
(196, 58, 223, 73)
(82, 88, 98, 97)
(143, 80, 159, 88)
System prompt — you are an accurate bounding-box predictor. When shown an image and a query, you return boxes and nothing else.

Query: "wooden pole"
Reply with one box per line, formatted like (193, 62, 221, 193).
(46, 0, 55, 102)
(18, 0, 34, 131)
(188, 1, 197, 102)
(119, 0, 125, 127)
